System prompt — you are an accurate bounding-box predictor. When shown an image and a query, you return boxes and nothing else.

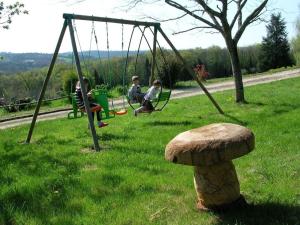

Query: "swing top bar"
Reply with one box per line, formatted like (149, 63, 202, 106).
(63, 13, 160, 27)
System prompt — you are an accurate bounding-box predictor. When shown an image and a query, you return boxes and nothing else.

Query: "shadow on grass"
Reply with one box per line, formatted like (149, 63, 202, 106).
(249, 101, 300, 115)
(88, 180, 160, 204)
(98, 133, 130, 141)
(0, 154, 82, 225)
(35, 135, 76, 145)
(223, 113, 248, 126)
(145, 120, 192, 126)
(248, 101, 268, 107)
(216, 202, 300, 225)
(0, 134, 84, 225)
(132, 164, 168, 176)
(272, 103, 300, 115)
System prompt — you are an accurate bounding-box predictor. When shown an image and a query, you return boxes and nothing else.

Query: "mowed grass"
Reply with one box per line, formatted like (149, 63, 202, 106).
(0, 77, 300, 225)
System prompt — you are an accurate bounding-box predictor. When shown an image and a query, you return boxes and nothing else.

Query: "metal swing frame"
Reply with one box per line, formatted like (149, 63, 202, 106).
(25, 13, 224, 152)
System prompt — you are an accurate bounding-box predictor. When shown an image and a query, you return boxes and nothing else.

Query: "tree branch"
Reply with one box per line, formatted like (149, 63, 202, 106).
(141, 10, 202, 22)
(221, 0, 228, 17)
(194, 0, 223, 33)
(230, 0, 247, 30)
(125, 0, 161, 11)
(165, 0, 223, 32)
(194, 0, 221, 17)
(172, 26, 213, 35)
(234, 0, 268, 43)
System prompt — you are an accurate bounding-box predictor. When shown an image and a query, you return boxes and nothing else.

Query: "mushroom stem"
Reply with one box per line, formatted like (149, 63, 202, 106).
(193, 161, 241, 210)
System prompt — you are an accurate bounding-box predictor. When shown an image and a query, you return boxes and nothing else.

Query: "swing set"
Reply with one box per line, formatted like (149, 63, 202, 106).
(25, 13, 223, 151)
(68, 16, 174, 118)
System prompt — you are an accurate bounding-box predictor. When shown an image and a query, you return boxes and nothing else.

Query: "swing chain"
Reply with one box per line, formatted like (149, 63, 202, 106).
(121, 24, 124, 51)
(106, 22, 109, 51)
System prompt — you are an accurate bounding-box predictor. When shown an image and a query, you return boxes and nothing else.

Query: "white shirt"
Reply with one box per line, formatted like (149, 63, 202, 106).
(144, 86, 160, 100)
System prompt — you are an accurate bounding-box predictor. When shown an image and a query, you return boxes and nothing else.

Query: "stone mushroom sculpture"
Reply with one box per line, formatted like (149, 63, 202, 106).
(165, 123, 255, 211)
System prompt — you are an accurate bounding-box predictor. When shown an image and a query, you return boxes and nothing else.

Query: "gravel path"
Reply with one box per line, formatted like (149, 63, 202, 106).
(1, 68, 300, 130)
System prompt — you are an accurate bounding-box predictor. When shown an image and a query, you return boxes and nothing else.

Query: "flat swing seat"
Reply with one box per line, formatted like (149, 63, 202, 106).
(80, 105, 102, 113)
(114, 109, 127, 115)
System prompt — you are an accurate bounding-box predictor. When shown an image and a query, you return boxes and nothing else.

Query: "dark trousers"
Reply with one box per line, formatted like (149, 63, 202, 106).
(140, 100, 154, 112)
(90, 102, 101, 122)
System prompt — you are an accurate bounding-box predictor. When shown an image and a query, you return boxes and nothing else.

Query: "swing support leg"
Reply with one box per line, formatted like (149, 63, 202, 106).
(67, 19, 100, 151)
(157, 26, 224, 115)
(150, 26, 157, 86)
(26, 20, 68, 144)
(26, 19, 101, 152)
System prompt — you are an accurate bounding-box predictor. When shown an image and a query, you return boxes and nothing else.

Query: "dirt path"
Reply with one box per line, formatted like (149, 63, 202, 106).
(1, 68, 300, 130)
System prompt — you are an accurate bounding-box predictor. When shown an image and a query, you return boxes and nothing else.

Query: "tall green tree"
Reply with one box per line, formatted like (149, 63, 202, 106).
(0, 1, 28, 29)
(259, 13, 294, 71)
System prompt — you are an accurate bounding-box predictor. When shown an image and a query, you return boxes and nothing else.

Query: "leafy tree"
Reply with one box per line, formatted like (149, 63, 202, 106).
(239, 45, 260, 74)
(93, 68, 104, 86)
(156, 51, 180, 88)
(0, 1, 28, 29)
(62, 70, 78, 96)
(259, 13, 294, 71)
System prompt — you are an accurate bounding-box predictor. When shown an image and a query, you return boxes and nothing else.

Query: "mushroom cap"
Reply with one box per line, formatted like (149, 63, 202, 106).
(165, 123, 255, 166)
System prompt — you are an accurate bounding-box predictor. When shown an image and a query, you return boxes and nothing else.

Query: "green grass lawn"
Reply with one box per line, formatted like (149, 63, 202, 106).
(0, 77, 299, 225)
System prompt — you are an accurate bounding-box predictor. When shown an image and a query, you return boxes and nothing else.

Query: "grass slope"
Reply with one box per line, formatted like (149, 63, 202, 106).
(0, 77, 300, 225)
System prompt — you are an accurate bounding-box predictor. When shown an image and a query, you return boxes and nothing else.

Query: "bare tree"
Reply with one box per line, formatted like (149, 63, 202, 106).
(126, 0, 269, 103)
(0, 1, 28, 30)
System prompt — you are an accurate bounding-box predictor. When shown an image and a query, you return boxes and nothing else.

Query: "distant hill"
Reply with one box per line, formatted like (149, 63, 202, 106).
(0, 53, 53, 75)
(0, 50, 144, 75)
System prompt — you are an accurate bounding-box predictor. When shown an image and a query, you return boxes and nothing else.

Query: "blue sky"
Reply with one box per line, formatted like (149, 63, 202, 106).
(0, 0, 299, 53)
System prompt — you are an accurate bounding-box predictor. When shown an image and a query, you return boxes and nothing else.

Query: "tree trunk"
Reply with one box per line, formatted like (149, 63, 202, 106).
(226, 40, 245, 103)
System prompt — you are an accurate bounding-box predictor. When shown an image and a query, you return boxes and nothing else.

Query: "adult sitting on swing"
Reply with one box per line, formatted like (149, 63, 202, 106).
(75, 77, 108, 128)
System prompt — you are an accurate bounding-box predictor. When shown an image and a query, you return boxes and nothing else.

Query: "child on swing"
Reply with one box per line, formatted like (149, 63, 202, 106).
(134, 79, 161, 116)
(75, 77, 108, 128)
(128, 75, 145, 104)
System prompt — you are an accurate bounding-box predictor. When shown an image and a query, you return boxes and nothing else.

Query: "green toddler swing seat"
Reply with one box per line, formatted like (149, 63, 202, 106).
(67, 93, 84, 119)
(68, 87, 117, 120)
